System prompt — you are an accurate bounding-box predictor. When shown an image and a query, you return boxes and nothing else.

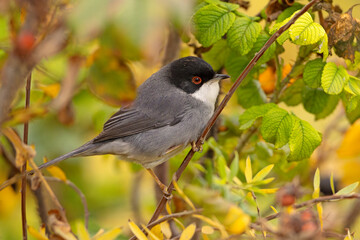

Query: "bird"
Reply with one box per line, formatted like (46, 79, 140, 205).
(32, 56, 230, 193)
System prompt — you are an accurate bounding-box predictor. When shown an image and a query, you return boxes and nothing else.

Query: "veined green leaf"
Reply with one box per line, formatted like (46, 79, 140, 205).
(318, 34, 329, 60)
(303, 58, 326, 88)
(281, 79, 304, 106)
(276, 3, 304, 23)
(347, 95, 360, 113)
(315, 95, 339, 120)
(239, 103, 277, 130)
(193, 4, 236, 47)
(224, 51, 250, 81)
(203, 39, 230, 71)
(288, 116, 322, 161)
(321, 62, 349, 95)
(289, 12, 325, 45)
(237, 79, 267, 108)
(247, 33, 276, 65)
(261, 107, 293, 148)
(336, 182, 359, 195)
(302, 87, 329, 114)
(227, 17, 261, 55)
(252, 164, 274, 182)
(344, 76, 360, 95)
(204, 0, 239, 11)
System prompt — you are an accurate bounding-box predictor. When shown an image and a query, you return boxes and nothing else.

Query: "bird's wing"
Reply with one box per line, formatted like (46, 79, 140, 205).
(92, 105, 186, 143)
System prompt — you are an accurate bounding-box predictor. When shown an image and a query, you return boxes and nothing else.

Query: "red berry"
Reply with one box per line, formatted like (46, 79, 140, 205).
(17, 31, 35, 54)
(281, 194, 296, 206)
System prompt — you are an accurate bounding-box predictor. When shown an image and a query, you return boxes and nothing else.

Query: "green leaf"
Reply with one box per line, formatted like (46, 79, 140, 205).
(281, 79, 304, 106)
(237, 79, 267, 108)
(193, 4, 236, 47)
(261, 107, 293, 148)
(239, 103, 277, 130)
(203, 39, 230, 71)
(336, 182, 359, 195)
(344, 76, 360, 95)
(318, 33, 329, 60)
(289, 12, 325, 45)
(288, 116, 322, 161)
(302, 87, 329, 114)
(224, 52, 250, 81)
(253, 164, 274, 182)
(244, 156, 252, 183)
(229, 152, 239, 181)
(321, 62, 349, 95)
(247, 33, 276, 65)
(315, 94, 339, 120)
(303, 58, 326, 88)
(217, 156, 227, 181)
(347, 95, 360, 113)
(227, 17, 261, 55)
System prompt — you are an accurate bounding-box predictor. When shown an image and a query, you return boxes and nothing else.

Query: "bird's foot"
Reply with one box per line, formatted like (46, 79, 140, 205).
(147, 168, 172, 200)
(191, 141, 203, 153)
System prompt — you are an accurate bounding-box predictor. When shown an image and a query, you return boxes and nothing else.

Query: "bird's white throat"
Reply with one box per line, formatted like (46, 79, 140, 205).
(191, 80, 220, 109)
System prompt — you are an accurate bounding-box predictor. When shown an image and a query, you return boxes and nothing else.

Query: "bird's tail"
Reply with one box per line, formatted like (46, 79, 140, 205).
(32, 142, 96, 173)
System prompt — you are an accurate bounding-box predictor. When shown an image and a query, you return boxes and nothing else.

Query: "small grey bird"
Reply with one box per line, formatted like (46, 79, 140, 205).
(34, 56, 229, 192)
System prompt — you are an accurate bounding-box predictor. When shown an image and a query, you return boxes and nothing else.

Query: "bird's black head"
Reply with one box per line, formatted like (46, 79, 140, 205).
(169, 56, 226, 94)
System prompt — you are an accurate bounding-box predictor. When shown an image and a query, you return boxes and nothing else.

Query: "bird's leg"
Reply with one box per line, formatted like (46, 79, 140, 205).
(191, 141, 203, 153)
(146, 168, 172, 199)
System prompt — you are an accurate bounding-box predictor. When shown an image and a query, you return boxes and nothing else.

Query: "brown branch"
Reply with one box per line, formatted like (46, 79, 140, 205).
(21, 73, 32, 240)
(145, 0, 320, 231)
(44, 176, 89, 229)
(262, 193, 360, 222)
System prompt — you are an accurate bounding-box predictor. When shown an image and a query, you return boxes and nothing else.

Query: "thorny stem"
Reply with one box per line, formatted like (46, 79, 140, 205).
(143, 0, 320, 235)
(21, 74, 31, 240)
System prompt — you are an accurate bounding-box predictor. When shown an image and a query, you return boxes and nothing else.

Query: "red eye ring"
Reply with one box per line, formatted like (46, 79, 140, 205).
(192, 76, 202, 85)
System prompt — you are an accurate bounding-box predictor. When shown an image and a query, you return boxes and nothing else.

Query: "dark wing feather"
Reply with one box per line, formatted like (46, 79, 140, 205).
(92, 106, 186, 143)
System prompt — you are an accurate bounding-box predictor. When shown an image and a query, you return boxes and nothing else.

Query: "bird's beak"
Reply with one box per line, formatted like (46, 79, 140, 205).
(212, 73, 230, 81)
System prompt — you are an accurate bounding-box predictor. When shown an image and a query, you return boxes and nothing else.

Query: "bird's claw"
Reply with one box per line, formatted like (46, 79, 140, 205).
(191, 141, 203, 153)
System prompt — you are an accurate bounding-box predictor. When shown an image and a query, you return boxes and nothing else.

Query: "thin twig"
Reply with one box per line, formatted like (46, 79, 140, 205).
(44, 176, 89, 229)
(21, 72, 32, 240)
(147, 209, 202, 230)
(145, 0, 320, 232)
(251, 191, 265, 240)
(262, 193, 360, 222)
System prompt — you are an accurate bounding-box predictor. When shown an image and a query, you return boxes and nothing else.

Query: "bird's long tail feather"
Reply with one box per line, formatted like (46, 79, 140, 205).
(29, 142, 95, 174)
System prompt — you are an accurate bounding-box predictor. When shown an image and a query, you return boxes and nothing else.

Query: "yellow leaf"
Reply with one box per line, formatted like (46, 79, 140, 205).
(166, 202, 172, 214)
(94, 228, 122, 240)
(47, 165, 67, 182)
(313, 168, 320, 198)
(172, 180, 195, 210)
(39, 83, 61, 98)
(316, 203, 323, 230)
(270, 206, 278, 214)
(224, 206, 251, 234)
(179, 223, 196, 240)
(244, 156, 252, 183)
(76, 221, 90, 240)
(28, 226, 48, 240)
(193, 215, 227, 238)
(253, 164, 274, 182)
(259, 188, 278, 194)
(149, 224, 163, 240)
(141, 224, 161, 240)
(128, 220, 148, 240)
(337, 120, 360, 158)
(160, 221, 172, 239)
(201, 226, 214, 235)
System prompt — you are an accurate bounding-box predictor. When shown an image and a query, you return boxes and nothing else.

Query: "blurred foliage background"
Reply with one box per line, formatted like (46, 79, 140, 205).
(1, 0, 360, 239)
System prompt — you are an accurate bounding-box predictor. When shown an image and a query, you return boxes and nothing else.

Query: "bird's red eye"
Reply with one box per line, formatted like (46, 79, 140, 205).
(192, 76, 202, 85)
